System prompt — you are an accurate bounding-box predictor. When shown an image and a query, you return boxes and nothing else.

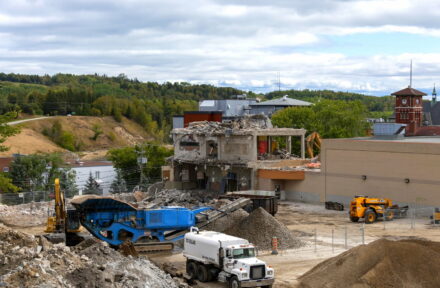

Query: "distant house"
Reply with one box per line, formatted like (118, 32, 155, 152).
(68, 161, 116, 195)
(0, 157, 13, 173)
(250, 95, 312, 116)
(199, 98, 257, 118)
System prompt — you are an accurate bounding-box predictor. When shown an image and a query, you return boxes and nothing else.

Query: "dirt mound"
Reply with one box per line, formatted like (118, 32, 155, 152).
(299, 238, 440, 288)
(225, 207, 304, 250)
(0, 224, 178, 288)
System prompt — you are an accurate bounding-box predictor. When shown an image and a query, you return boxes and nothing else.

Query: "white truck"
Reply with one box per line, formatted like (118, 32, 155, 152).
(183, 228, 275, 288)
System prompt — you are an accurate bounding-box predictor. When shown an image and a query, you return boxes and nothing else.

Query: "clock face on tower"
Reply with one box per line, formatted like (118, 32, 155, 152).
(402, 98, 407, 105)
(416, 98, 420, 105)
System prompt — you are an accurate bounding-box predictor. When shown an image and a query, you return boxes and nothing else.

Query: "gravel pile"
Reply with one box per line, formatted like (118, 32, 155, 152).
(0, 224, 179, 288)
(203, 208, 249, 232)
(299, 238, 440, 288)
(225, 207, 304, 250)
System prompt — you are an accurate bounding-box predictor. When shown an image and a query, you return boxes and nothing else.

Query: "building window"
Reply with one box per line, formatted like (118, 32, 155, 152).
(179, 135, 200, 151)
(2, 167, 9, 173)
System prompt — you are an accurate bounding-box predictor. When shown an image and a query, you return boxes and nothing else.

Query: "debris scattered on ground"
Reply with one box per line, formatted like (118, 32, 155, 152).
(0, 201, 51, 227)
(225, 207, 304, 250)
(298, 238, 440, 288)
(0, 224, 179, 288)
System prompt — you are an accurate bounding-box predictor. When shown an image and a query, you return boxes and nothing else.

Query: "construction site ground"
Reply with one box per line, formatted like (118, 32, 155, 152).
(149, 201, 440, 288)
(4, 200, 440, 287)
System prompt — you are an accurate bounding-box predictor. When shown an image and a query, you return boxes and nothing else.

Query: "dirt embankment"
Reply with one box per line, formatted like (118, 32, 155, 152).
(299, 238, 440, 288)
(0, 116, 153, 158)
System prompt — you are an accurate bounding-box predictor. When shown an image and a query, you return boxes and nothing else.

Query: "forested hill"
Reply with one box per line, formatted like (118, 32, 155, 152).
(0, 73, 393, 142)
(266, 90, 394, 113)
(0, 73, 252, 141)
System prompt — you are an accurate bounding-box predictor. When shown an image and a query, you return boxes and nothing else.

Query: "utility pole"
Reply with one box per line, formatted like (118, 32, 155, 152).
(137, 147, 148, 189)
(278, 71, 281, 92)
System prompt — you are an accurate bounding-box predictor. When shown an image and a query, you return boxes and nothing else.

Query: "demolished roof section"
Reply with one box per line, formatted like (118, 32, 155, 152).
(172, 114, 306, 137)
(172, 114, 273, 136)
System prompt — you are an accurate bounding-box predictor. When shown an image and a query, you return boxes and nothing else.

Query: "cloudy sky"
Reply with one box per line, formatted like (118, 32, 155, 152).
(1, 0, 440, 95)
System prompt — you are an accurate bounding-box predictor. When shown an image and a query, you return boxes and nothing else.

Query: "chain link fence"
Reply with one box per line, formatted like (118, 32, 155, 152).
(262, 206, 440, 257)
(0, 191, 53, 205)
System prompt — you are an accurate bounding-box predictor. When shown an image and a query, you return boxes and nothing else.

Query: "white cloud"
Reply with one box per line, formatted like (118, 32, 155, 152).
(0, 0, 440, 94)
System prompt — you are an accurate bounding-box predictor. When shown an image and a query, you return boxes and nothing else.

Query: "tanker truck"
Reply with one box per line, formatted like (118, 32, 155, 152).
(183, 228, 274, 288)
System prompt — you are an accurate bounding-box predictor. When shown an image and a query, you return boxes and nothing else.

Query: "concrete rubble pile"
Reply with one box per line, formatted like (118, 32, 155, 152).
(0, 224, 180, 288)
(225, 207, 305, 250)
(0, 201, 52, 227)
(299, 238, 440, 288)
(183, 114, 273, 135)
(141, 188, 220, 208)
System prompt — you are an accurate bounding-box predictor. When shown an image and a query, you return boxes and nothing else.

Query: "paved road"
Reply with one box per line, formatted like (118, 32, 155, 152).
(7, 116, 50, 126)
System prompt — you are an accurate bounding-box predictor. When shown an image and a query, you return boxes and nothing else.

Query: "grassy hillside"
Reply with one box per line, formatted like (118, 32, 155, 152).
(0, 116, 152, 158)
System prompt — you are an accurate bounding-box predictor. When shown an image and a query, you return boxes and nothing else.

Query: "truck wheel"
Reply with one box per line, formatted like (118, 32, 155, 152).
(187, 261, 197, 280)
(350, 216, 359, 222)
(385, 210, 394, 221)
(364, 210, 376, 224)
(229, 276, 241, 288)
(197, 264, 209, 282)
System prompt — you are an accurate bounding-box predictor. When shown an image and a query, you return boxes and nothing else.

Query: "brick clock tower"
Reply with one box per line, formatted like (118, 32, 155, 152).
(392, 87, 426, 135)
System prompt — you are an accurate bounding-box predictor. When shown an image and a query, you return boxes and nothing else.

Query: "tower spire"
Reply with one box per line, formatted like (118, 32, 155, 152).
(433, 83, 437, 104)
(409, 60, 413, 88)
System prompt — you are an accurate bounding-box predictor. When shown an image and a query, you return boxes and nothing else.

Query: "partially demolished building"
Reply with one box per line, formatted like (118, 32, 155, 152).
(164, 115, 307, 193)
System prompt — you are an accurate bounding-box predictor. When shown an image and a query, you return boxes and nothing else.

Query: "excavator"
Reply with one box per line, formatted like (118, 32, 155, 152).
(306, 132, 322, 159)
(44, 178, 83, 245)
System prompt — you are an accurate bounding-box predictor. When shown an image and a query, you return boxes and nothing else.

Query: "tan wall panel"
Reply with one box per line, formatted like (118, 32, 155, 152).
(321, 139, 440, 206)
(284, 172, 325, 202)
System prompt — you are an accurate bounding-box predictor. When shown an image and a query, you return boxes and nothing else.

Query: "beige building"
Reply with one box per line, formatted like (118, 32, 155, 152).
(165, 116, 307, 193)
(258, 137, 440, 208)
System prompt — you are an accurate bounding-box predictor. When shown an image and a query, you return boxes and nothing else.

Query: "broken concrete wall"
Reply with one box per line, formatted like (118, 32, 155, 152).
(219, 135, 256, 162)
(173, 134, 206, 162)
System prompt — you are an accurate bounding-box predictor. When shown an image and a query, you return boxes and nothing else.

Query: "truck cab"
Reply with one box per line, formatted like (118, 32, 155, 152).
(184, 229, 274, 287)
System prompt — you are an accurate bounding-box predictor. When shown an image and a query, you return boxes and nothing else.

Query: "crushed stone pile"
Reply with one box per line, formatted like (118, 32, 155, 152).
(299, 238, 440, 288)
(0, 224, 179, 288)
(225, 207, 304, 250)
(0, 201, 52, 227)
(203, 208, 249, 233)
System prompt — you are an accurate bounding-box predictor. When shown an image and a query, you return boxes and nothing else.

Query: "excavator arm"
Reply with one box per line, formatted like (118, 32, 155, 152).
(306, 132, 322, 158)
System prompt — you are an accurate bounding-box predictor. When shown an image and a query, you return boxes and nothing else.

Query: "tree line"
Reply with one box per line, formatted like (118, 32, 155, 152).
(0, 73, 395, 142)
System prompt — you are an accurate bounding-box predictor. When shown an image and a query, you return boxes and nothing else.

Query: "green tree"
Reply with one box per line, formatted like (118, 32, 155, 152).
(107, 143, 173, 189)
(83, 172, 101, 195)
(0, 111, 20, 152)
(10, 153, 77, 193)
(107, 146, 138, 189)
(0, 173, 19, 193)
(272, 99, 369, 139)
(110, 170, 127, 194)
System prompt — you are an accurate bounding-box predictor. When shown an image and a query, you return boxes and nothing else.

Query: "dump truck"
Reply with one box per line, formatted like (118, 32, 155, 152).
(183, 228, 275, 287)
(349, 196, 408, 224)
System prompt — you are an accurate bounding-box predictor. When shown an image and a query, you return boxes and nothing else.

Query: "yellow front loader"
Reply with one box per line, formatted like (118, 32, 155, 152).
(349, 196, 401, 224)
